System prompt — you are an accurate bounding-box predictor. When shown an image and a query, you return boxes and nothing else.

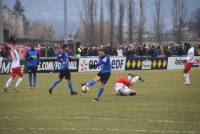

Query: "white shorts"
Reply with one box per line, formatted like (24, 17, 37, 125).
(115, 83, 135, 96)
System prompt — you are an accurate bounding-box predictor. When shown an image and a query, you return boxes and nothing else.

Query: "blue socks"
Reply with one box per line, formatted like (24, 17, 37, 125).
(86, 80, 96, 87)
(68, 82, 74, 93)
(29, 74, 37, 86)
(50, 80, 60, 90)
(50, 80, 74, 93)
(97, 87, 104, 99)
(29, 74, 32, 86)
(33, 74, 36, 86)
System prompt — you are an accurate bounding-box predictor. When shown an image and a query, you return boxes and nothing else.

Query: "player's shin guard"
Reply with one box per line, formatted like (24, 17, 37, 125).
(15, 77, 23, 88)
(68, 82, 73, 93)
(50, 80, 60, 90)
(86, 80, 96, 87)
(185, 73, 190, 83)
(5, 77, 13, 88)
(132, 76, 140, 83)
(97, 87, 104, 99)
(184, 73, 187, 82)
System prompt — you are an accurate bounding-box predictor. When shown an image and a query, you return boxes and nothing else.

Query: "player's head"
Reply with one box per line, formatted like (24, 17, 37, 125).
(184, 43, 191, 48)
(62, 44, 69, 51)
(31, 45, 35, 50)
(98, 48, 106, 56)
(10, 44, 16, 49)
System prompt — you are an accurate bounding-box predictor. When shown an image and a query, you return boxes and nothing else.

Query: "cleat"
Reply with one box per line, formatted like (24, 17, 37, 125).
(49, 89, 52, 94)
(130, 92, 136, 96)
(81, 83, 86, 87)
(138, 76, 144, 82)
(4, 87, 8, 93)
(184, 81, 191, 85)
(92, 98, 100, 102)
(71, 91, 78, 96)
(13, 88, 20, 93)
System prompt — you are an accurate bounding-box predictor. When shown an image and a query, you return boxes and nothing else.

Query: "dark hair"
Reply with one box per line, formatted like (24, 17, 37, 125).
(98, 48, 105, 53)
(62, 44, 67, 49)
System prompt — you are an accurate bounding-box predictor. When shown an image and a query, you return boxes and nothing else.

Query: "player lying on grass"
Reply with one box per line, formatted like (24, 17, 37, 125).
(81, 48, 111, 101)
(114, 73, 143, 96)
(4, 45, 23, 92)
(48, 45, 78, 95)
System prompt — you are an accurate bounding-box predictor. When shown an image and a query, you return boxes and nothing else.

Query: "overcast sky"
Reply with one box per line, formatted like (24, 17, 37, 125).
(4, 0, 200, 38)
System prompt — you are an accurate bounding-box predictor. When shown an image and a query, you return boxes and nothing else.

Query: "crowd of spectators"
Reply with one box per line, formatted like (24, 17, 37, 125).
(78, 42, 200, 57)
(1, 42, 200, 58)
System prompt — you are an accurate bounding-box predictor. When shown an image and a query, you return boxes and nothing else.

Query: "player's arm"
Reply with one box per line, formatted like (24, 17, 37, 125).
(56, 53, 64, 63)
(89, 57, 107, 68)
(7, 50, 12, 60)
(25, 52, 32, 61)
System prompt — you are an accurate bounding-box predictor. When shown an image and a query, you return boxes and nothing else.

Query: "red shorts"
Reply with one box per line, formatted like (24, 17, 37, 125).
(184, 62, 193, 72)
(11, 67, 23, 77)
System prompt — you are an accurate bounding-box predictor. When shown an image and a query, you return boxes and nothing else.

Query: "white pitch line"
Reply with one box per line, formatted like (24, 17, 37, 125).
(0, 116, 200, 124)
(0, 127, 197, 134)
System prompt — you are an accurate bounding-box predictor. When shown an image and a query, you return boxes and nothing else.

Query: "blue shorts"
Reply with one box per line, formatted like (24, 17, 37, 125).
(59, 69, 71, 80)
(97, 72, 111, 84)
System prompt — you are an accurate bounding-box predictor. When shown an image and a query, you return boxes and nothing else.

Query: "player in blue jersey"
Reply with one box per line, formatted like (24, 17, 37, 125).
(48, 45, 78, 95)
(81, 48, 111, 101)
(25, 45, 40, 89)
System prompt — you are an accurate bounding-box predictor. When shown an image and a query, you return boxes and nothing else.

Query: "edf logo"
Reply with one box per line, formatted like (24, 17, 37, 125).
(112, 59, 124, 69)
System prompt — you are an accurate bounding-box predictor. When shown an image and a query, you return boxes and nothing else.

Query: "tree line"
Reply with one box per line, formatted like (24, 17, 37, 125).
(76, 0, 200, 45)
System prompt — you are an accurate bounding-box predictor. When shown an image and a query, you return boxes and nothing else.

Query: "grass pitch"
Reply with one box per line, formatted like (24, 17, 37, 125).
(0, 69, 200, 134)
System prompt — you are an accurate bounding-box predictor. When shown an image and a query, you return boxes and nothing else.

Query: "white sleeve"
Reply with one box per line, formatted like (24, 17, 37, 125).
(102, 57, 107, 62)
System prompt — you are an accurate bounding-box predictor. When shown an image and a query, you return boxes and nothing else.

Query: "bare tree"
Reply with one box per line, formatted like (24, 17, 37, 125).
(100, 0, 104, 45)
(28, 21, 55, 40)
(81, 0, 96, 44)
(190, 8, 200, 37)
(108, 0, 115, 45)
(127, 0, 135, 43)
(154, 0, 164, 43)
(0, 0, 3, 42)
(172, 0, 186, 44)
(138, 0, 145, 45)
(117, 0, 125, 44)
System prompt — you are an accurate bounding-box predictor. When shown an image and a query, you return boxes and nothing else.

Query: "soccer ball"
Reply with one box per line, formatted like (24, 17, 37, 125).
(81, 86, 90, 93)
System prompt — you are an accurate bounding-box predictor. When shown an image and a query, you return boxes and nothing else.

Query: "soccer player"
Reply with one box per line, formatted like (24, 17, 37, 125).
(25, 45, 40, 89)
(48, 45, 78, 95)
(81, 48, 111, 101)
(4, 45, 23, 92)
(114, 73, 143, 96)
(183, 43, 195, 85)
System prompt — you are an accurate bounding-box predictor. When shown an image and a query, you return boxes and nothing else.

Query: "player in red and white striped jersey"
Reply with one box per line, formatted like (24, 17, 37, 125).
(4, 45, 23, 92)
(183, 43, 194, 85)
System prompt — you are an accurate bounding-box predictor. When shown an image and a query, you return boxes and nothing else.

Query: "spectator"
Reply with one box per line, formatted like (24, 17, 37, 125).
(117, 46, 123, 57)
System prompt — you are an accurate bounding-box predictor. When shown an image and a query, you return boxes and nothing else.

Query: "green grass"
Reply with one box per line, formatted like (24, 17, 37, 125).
(0, 69, 200, 134)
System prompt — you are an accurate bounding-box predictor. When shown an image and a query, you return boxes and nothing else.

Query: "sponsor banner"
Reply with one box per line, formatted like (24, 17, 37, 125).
(78, 56, 126, 72)
(126, 57, 168, 70)
(0, 58, 79, 74)
(167, 56, 200, 69)
(0, 59, 26, 74)
(37, 58, 79, 73)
